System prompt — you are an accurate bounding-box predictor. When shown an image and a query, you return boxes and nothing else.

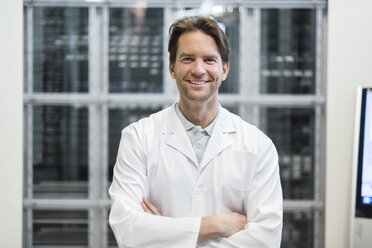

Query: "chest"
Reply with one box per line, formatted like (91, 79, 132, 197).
(146, 141, 257, 216)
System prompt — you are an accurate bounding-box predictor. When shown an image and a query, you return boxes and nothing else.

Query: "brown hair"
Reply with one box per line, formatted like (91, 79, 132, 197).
(168, 16, 230, 65)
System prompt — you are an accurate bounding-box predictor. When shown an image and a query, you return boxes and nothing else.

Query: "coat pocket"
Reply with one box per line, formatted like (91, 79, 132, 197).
(225, 151, 257, 192)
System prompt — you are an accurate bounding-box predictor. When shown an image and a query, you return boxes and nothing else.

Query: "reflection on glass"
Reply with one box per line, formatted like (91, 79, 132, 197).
(260, 108, 315, 199)
(33, 105, 88, 198)
(281, 211, 314, 248)
(260, 9, 315, 94)
(33, 7, 89, 92)
(108, 106, 163, 181)
(33, 210, 88, 246)
(109, 8, 163, 93)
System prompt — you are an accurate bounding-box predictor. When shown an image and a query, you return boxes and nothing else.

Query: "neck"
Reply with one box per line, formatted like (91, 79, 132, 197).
(179, 99, 218, 129)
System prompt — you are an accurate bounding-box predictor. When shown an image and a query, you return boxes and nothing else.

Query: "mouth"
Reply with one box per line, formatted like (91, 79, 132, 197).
(188, 80, 209, 85)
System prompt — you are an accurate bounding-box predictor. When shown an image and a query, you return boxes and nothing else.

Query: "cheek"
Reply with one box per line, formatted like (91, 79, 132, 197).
(175, 65, 189, 78)
(208, 67, 224, 79)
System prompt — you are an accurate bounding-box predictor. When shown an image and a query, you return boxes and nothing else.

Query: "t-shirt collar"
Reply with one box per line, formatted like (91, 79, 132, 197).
(175, 102, 219, 136)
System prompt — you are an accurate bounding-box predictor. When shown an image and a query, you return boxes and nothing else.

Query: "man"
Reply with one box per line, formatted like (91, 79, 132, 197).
(109, 16, 283, 247)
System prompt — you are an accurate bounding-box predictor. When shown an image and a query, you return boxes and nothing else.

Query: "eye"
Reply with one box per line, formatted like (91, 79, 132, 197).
(181, 57, 193, 63)
(205, 58, 217, 64)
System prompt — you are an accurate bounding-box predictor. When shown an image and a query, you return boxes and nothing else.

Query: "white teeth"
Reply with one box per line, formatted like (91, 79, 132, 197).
(189, 80, 207, 85)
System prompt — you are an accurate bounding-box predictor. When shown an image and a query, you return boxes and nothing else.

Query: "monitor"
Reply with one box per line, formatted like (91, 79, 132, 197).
(350, 87, 372, 248)
(355, 88, 372, 217)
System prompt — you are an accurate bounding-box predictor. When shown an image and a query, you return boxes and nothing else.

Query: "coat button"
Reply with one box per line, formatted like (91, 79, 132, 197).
(194, 184, 203, 194)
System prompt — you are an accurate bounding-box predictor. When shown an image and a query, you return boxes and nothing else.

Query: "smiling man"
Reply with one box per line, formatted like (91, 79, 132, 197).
(109, 16, 283, 248)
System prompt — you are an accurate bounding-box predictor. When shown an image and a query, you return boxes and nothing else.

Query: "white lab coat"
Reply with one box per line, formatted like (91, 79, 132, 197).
(109, 102, 283, 248)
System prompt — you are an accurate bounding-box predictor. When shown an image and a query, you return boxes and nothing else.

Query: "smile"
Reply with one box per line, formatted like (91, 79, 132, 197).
(188, 80, 208, 85)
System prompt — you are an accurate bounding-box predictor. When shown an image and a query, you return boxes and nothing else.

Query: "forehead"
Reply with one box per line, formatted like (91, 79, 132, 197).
(176, 31, 220, 57)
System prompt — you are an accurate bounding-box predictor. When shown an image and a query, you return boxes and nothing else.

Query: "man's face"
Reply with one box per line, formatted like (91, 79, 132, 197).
(169, 31, 229, 104)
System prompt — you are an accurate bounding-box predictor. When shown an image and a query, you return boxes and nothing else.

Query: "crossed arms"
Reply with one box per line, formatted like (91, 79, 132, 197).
(141, 197, 247, 243)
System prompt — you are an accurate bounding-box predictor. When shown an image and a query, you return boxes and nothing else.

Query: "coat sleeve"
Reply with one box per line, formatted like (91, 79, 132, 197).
(109, 125, 201, 248)
(198, 138, 283, 248)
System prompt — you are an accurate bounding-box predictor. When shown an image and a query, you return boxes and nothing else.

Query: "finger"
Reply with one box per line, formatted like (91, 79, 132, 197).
(141, 197, 155, 214)
(143, 198, 161, 216)
(140, 201, 152, 214)
(143, 198, 161, 215)
(143, 198, 160, 215)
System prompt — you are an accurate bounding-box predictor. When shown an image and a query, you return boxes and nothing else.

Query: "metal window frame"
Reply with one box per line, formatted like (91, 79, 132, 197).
(89, 6, 103, 247)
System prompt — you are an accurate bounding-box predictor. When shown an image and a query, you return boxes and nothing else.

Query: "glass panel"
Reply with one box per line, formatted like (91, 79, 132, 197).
(24, 6, 28, 93)
(24, 105, 29, 198)
(260, 107, 315, 199)
(108, 225, 117, 247)
(214, 8, 239, 93)
(33, 105, 88, 198)
(224, 104, 239, 116)
(108, 106, 163, 182)
(108, 211, 118, 247)
(260, 9, 316, 94)
(33, 7, 89, 92)
(282, 211, 314, 248)
(109, 8, 163, 93)
(33, 210, 88, 246)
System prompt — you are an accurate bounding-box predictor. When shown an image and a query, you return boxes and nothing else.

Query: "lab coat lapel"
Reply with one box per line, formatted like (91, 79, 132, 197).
(200, 108, 236, 169)
(161, 104, 198, 166)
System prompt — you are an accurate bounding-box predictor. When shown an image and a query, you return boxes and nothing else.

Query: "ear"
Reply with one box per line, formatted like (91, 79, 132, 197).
(221, 62, 230, 81)
(169, 62, 176, 79)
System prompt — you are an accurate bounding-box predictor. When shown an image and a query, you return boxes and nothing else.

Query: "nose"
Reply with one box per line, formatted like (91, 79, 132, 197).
(191, 59, 206, 76)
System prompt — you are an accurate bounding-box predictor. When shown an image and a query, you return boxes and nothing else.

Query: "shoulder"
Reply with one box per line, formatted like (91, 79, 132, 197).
(120, 105, 171, 141)
(222, 107, 269, 140)
(123, 105, 168, 130)
(117, 105, 172, 155)
(221, 107, 275, 154)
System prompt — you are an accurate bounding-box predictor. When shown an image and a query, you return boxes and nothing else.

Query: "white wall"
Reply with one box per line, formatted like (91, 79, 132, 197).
(0, 0, 23, 247)
(326, 0, 372, 247)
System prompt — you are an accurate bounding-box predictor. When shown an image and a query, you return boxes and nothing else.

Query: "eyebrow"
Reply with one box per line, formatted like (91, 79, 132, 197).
(178, 53, 219, 60)
(178, 53, 194, 59)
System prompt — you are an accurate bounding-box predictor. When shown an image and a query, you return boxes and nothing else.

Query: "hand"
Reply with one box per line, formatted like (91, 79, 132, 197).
(198, 212, 247, 243)
(140, 197, 162, 216)
(217, 212, 247, 237)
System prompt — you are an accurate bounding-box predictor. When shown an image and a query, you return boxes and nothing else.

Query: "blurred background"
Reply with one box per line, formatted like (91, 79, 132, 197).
(22, 0, 326, 247)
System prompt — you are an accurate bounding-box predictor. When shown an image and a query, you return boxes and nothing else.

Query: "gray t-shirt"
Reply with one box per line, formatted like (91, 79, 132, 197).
(175, 102, 219, 164)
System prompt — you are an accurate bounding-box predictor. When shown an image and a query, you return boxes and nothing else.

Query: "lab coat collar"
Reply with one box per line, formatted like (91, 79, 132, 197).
(199, 107, 237, 169)
(162, 102, 237, 168)
(162, 103, 198, 165)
